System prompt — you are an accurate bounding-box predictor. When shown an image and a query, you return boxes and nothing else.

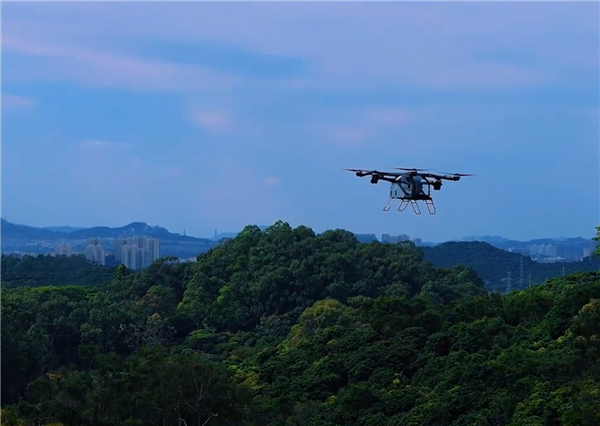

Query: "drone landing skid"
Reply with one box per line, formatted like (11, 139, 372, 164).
(383, 198, 395, 211)
(410, 201, 422, 215)
(425, 199, 436, 215)
(383, 198, 436, 215)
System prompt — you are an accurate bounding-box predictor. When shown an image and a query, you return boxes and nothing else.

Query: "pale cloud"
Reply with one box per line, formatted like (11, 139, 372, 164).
(319, 126, 372, 147)
(131, 157, 143, 168)
(79, 140, 136, 152)
(2, 94, 34, 110)
(2, 36, 240, 93)
(263, 177, 280, 187)
(363, 108, 415, 128)
(190, 110, 231, 134)
(155, 166, 182, 179)
(583, 108, 600, 125)
(80, 140, 112, 149)
(314, 107, 417, 147)
(168, 166, 182, 177)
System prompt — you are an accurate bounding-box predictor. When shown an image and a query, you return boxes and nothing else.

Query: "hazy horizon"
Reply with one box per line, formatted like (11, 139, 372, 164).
(2, 216, 596, 244)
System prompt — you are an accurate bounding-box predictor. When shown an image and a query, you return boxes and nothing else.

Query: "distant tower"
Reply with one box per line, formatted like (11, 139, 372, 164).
(505, 271, 512, 294)
(562, 266, 566, 277)
(214, 229, 217, 239)
(519, 257, 524, 289)
(528, 270, 532, 289)
(183, 229, 186, 237)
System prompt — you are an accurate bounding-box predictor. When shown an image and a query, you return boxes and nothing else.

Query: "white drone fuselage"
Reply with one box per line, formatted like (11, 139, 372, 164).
(389, 175, 429, 200)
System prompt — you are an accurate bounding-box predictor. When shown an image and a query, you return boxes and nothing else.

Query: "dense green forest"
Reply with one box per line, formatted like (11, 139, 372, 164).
(2, 222, 600, 426)
(1, 254, 115, 288)
(421, 241, 600, 293)
(5, 239, 598, 295)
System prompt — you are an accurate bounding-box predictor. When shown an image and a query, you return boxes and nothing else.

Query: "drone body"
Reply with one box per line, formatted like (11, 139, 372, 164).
(344, 167, 474, 215)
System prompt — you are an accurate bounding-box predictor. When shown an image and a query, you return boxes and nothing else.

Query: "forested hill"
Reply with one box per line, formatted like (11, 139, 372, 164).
(2, 221, 600, 426)
(422, 241, 600, 292)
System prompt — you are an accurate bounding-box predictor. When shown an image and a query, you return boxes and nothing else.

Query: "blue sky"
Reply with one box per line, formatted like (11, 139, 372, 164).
(2, 2, 599, 241)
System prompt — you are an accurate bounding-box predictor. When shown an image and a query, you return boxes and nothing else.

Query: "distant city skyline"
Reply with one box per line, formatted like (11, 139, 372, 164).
(2, 2, 598, 242)
(3, 218, 596, 264)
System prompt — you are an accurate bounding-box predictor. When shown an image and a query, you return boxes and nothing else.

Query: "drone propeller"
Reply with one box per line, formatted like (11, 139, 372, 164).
(440, 172, 476, 177)
(342, 168, 375, 173)
(391, 167, 434, 172)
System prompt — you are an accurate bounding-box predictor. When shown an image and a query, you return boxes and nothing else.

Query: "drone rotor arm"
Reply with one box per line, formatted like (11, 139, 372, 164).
(428, 172, 475, 181)
(342, 168, 376, 177)
(438, 171, 476, 177)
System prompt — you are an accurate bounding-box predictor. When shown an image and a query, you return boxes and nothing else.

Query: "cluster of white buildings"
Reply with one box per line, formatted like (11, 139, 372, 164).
(54, 243, 74, 256)
(55, 236, 160, 270)
(527, 243, 557, 258)
(114, 236, 160, 270)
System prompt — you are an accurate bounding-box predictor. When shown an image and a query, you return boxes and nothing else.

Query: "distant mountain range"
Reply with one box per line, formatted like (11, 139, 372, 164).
(2, 218, 593, 248)
(460, 235, 594, 251)
(43, 226, 86, 233)
(1, 219, 213, 243)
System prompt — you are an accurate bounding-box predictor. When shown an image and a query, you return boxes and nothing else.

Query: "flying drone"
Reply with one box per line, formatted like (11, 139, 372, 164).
(343, 167, 474, 215)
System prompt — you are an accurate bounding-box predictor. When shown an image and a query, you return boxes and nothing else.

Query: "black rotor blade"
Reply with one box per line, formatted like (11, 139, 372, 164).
(391, 167, 434, 172)
(439, 172, 475, 176)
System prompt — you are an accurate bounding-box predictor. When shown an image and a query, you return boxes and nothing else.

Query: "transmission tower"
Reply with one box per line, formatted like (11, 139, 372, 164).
(528, 270, 532, 289)
(505, 271, 512, 294)
(519, 257, 524, 289)
(562, 266, 566, 277)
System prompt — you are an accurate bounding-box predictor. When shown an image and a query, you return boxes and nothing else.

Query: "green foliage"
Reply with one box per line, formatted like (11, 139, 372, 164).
(594, 226, 600, 257)
(1, 254, 114, 288)
(2, 221, 600, 426)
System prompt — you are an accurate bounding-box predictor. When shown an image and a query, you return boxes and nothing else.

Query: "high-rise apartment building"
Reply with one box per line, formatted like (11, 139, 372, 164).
(113, 238, 126, 262)
(144, 237, 160, 262)
(121, 245, 145, 270)
(117, 236, 160, 270)
(84, 238, 105, 265)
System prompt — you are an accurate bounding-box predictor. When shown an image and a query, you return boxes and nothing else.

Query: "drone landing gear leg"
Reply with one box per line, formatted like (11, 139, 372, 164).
(383, 198, 395, 212)
(410, 201, 422, 215)
(397, 199, 409, 212)
(425, 199, 436, 215)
